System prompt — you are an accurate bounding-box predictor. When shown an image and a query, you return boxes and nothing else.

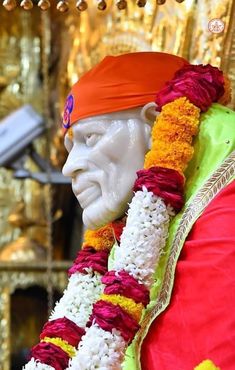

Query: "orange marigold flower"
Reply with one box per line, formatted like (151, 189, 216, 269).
(145, 140, 194, 173)
(162, 96, 200, 116)
(153, 114, 199, 141)
(82, 224, 115, 251)
(144, 97, 200, 173)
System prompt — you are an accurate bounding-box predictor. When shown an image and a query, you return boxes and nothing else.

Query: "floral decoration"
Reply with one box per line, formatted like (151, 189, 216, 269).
(24, 62, 226, 370)
(40, 317, 85, 347)
(24, 223, 117, 369)
(155, 64, 224, 111)
(29, 342, 70, 370)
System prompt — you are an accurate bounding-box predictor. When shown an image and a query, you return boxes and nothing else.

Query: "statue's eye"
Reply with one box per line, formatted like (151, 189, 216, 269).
(85, 133, 101, 147)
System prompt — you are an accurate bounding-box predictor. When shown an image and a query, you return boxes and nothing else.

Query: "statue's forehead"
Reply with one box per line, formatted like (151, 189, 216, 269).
(67, 108, 143, 140)
(67, 116, 112, 141)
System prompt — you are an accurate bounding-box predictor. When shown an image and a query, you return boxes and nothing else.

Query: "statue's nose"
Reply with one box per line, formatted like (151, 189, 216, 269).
(62, 142, 90, 177)
(62, 153, 88, 178)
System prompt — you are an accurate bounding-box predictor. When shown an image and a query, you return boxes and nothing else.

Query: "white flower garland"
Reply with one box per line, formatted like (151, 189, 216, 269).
(114, 189, 170, 287)
(23, 190, 172, 370)
(24, 359, 54, 370)
(24, 272, 103, 370)
(68, 325, 125, 370)
(50, 271, 103, 327)
(68, 189, 172, 369)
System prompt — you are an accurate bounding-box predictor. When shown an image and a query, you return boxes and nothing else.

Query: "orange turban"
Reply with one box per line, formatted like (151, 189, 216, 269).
(62, 52, 189, 131)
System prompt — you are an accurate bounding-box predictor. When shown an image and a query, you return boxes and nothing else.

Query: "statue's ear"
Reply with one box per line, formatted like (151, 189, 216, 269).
(140, 102, 159, 126)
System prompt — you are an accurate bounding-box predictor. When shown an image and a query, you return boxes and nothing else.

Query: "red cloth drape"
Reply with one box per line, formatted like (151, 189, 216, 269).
(141, 180, 235, 369)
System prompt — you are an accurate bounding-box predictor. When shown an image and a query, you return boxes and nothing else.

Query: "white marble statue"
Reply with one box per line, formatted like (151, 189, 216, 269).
(62, 104, 158, 229)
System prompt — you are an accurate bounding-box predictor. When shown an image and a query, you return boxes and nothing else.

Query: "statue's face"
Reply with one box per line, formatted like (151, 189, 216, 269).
(62, 109, 151, 229)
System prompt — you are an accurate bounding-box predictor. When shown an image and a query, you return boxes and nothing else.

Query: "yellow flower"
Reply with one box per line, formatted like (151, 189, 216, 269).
(194, 359, 220, 370)
(144, 97, 200, 173)
(41, 337, 76, 358)
(82, 224, 115, 251)
(100, 294, 144, 322)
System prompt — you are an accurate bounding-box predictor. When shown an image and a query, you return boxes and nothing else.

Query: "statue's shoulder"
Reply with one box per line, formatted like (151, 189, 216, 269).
(201, 103, 235, 129)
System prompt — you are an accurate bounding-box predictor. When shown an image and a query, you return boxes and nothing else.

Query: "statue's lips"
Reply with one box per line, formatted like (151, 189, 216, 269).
(75, 185, 101, 208)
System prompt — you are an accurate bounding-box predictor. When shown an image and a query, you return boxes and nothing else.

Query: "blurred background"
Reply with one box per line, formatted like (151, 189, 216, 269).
(0, 0, 234, 368)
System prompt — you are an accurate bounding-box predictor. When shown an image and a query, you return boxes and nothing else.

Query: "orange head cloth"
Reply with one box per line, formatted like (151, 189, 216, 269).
(62, 52, 189, 132)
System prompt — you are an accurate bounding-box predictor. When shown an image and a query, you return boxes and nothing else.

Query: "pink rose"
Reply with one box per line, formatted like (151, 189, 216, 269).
(88, 300, 140, 343)
(134, 166, 185, 212)
(102, 270, 150, 307)
(40, 317, 85, 347)
(156, 64, 225, 111)
(30, 342, 69, 370)
(68, 247, 109, 276)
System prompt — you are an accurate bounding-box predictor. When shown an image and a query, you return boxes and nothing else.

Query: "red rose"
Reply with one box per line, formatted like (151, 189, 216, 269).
(156, 64, 225, 111)
(88, 300, 140, 343)
(102, 270, 150, 307)
(133, 166, 185, 212)
(30, 342, 69, 370)
(40, 317, 85, 347)
(68, 247, 110, 276)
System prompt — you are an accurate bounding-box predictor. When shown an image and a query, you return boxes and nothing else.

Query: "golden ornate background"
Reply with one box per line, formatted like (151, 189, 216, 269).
(0, 1, 234, 368)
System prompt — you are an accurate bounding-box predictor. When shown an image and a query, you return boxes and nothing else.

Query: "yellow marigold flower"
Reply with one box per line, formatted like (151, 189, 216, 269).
(41, 337, 76, 358)
(82, 224, 115, 251)
(145, 97, 200, 172)
(152, 118, 199, 143)
(162, 96, 200, 117)
(145, 140, 194, 173)
(194, 359, 220, 370)
(100, 294, 144, 322)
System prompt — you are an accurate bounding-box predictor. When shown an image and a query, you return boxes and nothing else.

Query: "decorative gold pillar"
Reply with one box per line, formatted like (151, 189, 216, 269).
(0, 262, 70, 370)
(0, 286, 10, 370)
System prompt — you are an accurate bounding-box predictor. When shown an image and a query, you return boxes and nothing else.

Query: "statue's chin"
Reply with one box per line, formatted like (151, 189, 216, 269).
(82, 209, 111, 230)
(82, 201, 127, 230)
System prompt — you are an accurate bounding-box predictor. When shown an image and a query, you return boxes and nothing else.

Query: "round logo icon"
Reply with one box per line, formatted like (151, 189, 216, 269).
(208, 18, 225, 34)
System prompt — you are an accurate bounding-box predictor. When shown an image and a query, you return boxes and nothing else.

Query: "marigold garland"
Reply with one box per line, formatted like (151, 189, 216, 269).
(100, 293, 144, 322)
(82, 223, 115, 251)
(144, 97, 200, 174)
